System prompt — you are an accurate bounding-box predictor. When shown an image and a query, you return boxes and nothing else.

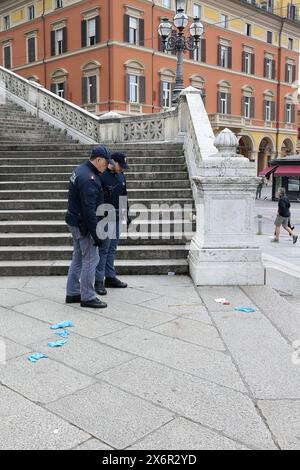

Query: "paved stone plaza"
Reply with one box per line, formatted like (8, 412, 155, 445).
(0, 274, 300, 450)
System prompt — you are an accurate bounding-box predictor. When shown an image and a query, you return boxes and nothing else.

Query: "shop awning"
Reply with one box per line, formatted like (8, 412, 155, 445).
(259, 166, 277, 177)
(274, 166, 300, 177)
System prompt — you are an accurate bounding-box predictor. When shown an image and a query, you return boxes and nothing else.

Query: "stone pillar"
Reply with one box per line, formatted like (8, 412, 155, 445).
(189, 128, 265, 286)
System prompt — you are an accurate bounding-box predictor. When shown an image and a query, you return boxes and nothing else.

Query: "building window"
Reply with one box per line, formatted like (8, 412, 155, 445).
(285, 63, 296, 84)
(287, 3, 297, 20)
(285, 99, 295, 125)
(263, 95, 275, 122)
(3, 45, 11, 69)
(51, 27, 67, 56)
(51, 68, 68, 100)
(218, 45, 232, 69)
(81, 61, 100, 106)
(162, 0, 171, 8)
(218, 82, 231, 114)
(124, 14, 144, 47)
(81, 15, 100, 48)
(267, 31, 273, 44)
(264, 57, 276, 80)
(220, 93, 229, 114)
(245, 23, 252, 37)
(27, 37, 36, 63)
(55, 0, 63, 9)
(28, 5, 35, 20)
(193, 4, 202, 19)
(221, 14, 228, 29)
(288, 38, 293, 50)
(125, 60, 146, 106)
(3, 16, 10, 31)
(191, 38, 206, 62)
(242, 88, 255, 119)
(129, 75, 139, 103)
(242, 51, 255, 75)
(51, 82, 65, 99)
(161, 81, 172, 109)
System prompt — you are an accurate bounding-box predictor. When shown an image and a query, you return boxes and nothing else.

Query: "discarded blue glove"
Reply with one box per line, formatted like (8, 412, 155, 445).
(48, 340, 68, 348)
(235, 307, 256, 313)
(50, 321, 74, 330)
(55, 330, 70, 338)
(28, 353, 48, 363)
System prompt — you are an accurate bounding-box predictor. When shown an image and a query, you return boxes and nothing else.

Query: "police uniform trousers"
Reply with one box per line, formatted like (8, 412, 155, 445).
(67, 225, 99, 302)
(95, 220, 121, 283)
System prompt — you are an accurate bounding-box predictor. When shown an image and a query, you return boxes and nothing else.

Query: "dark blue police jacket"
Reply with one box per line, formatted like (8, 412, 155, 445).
(65, 161, 104, 241)
(101, 169, 127, 211)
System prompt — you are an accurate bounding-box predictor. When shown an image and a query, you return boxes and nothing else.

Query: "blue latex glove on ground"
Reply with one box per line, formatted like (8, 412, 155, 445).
(55, 330, 70, 338)
(235, 307, 256, 313)
(48, 340, 68, 348)
(28, 353, 48, 363)
(50, 321, 74, 330)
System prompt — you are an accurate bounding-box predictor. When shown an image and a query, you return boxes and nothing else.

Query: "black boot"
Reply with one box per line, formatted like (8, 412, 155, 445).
(95, 281, 107, 296)
(105, 277, 128, 289)
(81, 298, 107, 309)
(66, 295, 81, 304)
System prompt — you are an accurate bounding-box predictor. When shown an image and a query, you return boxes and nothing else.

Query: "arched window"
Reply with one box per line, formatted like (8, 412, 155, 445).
(50, 68, 68, 99)
(81, 61, 100, 109)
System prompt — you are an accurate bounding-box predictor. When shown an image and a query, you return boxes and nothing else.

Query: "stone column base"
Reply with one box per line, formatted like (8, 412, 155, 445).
(189, 243, 265, 286)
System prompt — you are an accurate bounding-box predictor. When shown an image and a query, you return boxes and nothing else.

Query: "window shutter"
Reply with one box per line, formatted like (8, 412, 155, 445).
(160, 81, 164, 107)
(4, 46, 11, 69)
(51, 83, 56, 94)
(51, 30, 56, 56)
(251, 53, 255, 75)
(263, 100, 267, 121)
(139, 76, 146, 104)
(81, 20, 87, 47)
(28, 37, 35, 63)
(190, 48, 194, 60)
(292, 65, 296, 83)
(285, 64, 289, 82)
(242, 52, 246, 73)
(271, 101, 276, 121)
(82, 77, 88, 104)
(90, 76, 97, 103)
(125, 75, 130, 102)
(228, 47, 232, 69)
(217, 44, 221, 66)
(63, 81, 67, 100)
(124, 15, 130, 42)
(227, 93, 232, 114)
(272, 60, 276, 79)
(291, 104, 296, 123)
(217, 92, 222, 113)
(139, 19, 144, 47)
(250, 97, 255, 118)
(201, 39, 206, 63)
(95, 15, 101, 43)
(242, 96, 245, 115)
(158, 36, 163, 52)
(62, 27, 67, 53)
(263, 58, 267, 78)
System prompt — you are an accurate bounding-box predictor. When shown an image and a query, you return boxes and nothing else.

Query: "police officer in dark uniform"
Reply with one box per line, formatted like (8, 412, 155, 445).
(95, 152, 130, 296)
(65, 145, 112, 309)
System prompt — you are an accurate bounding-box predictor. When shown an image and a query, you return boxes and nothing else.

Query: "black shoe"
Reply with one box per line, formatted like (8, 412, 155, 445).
(293, 235, 298, 245)
(81, 298, 107, 309)
(105, 277, 128, 289)
(66, 295, 81, 304)
(95, 281, 107, 296)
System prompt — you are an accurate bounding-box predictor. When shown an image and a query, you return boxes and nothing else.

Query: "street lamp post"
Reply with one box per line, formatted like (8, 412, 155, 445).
(158, 5, 204, 104)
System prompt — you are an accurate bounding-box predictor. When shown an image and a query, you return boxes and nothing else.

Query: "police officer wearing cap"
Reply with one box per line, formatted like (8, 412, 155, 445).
(95, 152, 131, 296)
(65, 145, 112, 309)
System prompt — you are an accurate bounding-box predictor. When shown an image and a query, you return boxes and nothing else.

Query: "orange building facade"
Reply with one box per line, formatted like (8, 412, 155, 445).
(0, 0, 299, 172)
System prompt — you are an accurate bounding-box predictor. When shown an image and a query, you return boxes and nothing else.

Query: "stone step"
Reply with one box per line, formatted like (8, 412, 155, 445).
(0, 142, 182, 151)
(0, 149, 183, 159)
(0, 259, 189, 276)
(0, 156, 186, 166)
(0, 244, 189, 261)
(0, 164, 187, 174)
(0, 188, 192, 200)
(0, 232, 194, 246)
(0, 179, 191, 191)
(0, 171, 189, 182)
(0, 197, 193, 211)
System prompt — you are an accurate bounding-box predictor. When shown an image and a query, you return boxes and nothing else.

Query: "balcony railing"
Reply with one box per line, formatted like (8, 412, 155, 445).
(209, 113, 246, 131)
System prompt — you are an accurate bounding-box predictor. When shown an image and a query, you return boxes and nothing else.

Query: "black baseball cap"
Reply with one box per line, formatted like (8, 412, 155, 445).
(111, 152, 129, 170)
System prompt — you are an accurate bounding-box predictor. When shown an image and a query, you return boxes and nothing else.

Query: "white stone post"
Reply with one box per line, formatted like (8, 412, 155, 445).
(189, 128, 265, 286)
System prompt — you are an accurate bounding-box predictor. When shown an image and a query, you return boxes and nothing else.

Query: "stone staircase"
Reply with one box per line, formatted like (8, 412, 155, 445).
(0, 101, 194, 276)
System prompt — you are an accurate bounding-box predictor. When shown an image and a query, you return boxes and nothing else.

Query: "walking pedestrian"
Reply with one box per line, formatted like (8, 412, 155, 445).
(65, 145, 112, 308)
(272, 188, 298, 244)
(95, 152, 130, 296)
(256, 177, 264, 200)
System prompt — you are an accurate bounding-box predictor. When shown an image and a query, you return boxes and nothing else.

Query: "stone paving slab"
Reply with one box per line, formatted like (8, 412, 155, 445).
(98, 358, 276, 450)
(99, 326, 246, 392)
(198, 286, 257, 312)
(0, 289, 38, 307)
(120, 275, 193, 288)
(137, 285, 202, 303)
(0, 307, 56, 346)
(0, 385, 90, 450)
(151, 318, 225, 351)
(75, 438, 114, 451)
(244, 286, 300, 344)
(0, 355, 95, 404)
(0, 277, 31, 289)
(210, 309, 300, 399)
(258, 400, 300, 450)
(13, 298, 128, 339)
(102, 288, 161, 305)
(0, 336, 30, 362)
(31, 334, 134, 376)
(47, 382, 174, 449)
(128, 417, 249, 450)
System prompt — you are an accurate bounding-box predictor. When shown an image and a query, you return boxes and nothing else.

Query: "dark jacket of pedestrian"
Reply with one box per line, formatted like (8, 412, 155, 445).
(278, 195, 291, 219)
